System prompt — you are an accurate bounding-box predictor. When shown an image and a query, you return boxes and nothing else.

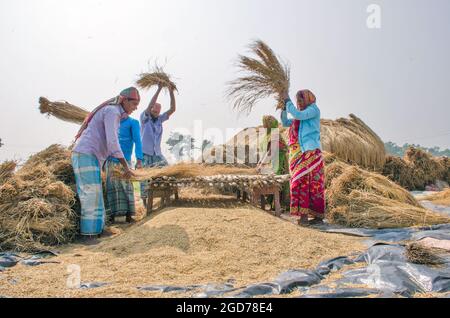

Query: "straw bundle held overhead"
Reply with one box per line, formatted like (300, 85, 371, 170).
(39, 97, 89, 125)
(227, 39, 290, 114)
(325, 155, 450, 229)
(113, 163, 257, 182)
(0, 145, 78, 252)
(136, 64, 178, 92)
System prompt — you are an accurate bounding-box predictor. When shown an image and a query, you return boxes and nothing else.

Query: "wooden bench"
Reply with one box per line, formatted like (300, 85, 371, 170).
(145, 182, 179, 215)
(237, 185, 282, 216)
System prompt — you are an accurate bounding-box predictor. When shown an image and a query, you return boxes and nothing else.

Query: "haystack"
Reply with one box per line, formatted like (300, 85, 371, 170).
(204, 114, 386, 170)
(324, 153, 450, 229)
(136, 64, 177, 92)
(382, 147, 448, 190)
(39, 97, 89, 125)
(0, 145, 78, 252)
(319, 114, 386, 170)
(227, 39, 290, 113)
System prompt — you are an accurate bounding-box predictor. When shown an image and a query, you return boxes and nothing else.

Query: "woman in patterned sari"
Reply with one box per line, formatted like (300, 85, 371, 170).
(280, 89, 325, 225)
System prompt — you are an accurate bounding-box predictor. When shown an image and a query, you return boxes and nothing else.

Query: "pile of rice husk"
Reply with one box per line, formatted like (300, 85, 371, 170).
(39, 97, 89, 125)
(115, 163, 257, 182)
(0, 200, 364, 297)
(0, 145, 78, 252)
(204, 114, 386, 170)
(324, 152, 450, 228)
(383, 147, 448, 190)
(419, 189, 450, 206)
(136, 64, 178, 92)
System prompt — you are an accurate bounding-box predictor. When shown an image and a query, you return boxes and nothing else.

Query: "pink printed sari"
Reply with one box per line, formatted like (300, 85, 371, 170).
(288, 119, 325, 219)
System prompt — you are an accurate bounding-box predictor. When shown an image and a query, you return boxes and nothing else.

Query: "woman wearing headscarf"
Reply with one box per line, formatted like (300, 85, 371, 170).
(72, 87, 140, 239)
(280, 89, 325, 225)
(257, 115, 290, 208)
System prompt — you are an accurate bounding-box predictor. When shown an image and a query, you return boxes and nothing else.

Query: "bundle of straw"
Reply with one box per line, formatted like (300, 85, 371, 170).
(0, 145, 78, 252)
(113, 163, 257, 182)
(227, 40, 290, 114)
(136, 64, 178, 92)
(382, 147, 448, 190)
(419, 189, 450, 206)
(0, 161, 16, 185)
(325, 156, 450, 229)
(39, 97, 89, 125)
(405, 242, 445, 265)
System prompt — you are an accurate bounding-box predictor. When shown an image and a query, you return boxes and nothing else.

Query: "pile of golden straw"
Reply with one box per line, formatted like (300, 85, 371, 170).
(136, 64, 178, 92)
(419, 189, 450, 206)
(0, 145, 78, 252)
(324, 152, 450, 229)
(227, 39, 290, 113)
(382, 147, 448, 190)
(0, 161, 16, 185)
(39, 97, 89, 125)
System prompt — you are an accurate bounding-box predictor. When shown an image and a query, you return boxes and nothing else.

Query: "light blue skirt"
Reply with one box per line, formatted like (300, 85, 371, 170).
(71, 152, 105, 235)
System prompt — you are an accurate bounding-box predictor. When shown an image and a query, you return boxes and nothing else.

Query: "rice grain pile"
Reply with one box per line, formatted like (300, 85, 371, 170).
(39, 97, 89, 125)
(136, 64, 178, 92)
(0, 203, 364, 297)
(324, 153, 450, 228)
(0, 145, 78, 252)
(383, 147, 448, 190)
(227, 39, 290, 113)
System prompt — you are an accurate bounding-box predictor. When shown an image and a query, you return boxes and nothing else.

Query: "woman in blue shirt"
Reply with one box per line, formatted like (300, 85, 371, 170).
(105, 116, 144, 223)
(281, 89, 325, 226)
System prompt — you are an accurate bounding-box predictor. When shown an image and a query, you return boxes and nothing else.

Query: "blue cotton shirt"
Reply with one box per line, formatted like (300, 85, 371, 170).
(281, 100, 322, 152)
(111, 117, 143, 163)
(140, 110, 170, 156)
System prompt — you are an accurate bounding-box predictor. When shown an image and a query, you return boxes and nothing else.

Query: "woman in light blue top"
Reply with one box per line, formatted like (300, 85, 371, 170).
(105, 116, 144, 223)
(281, 89, 325, 226)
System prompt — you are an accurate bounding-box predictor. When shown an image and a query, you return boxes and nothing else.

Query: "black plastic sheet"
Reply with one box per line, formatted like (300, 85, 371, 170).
(335, 244, 450, 297)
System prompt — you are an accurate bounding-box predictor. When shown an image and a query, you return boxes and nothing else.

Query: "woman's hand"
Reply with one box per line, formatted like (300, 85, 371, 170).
(123, 168, 136, 179)
(135, 160, 143, 170)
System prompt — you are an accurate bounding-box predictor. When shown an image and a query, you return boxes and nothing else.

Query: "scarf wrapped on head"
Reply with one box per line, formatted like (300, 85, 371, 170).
(75, 87, 140, 141)
(296, 89, 316, 109)
(289, 89, 316, 146)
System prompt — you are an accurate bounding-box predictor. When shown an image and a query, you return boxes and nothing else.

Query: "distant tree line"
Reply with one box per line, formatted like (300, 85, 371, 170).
(385, 141, 450, 157)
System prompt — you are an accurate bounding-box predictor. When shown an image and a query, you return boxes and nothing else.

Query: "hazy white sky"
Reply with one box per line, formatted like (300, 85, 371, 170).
(1, 0, 449, 162)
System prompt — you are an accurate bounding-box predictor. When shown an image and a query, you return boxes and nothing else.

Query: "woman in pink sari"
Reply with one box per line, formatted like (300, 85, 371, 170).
(280, 89, 325, 226)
